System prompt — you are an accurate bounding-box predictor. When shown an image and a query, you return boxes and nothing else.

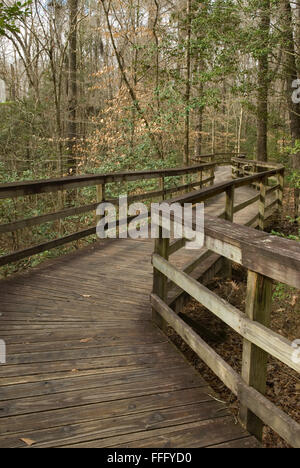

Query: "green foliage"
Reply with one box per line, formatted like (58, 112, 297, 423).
(0, 1, 31, 35)
(0, 99, 59, 178)
(284, 140, 300, 155)
(271, 223, 300, 242)
(273, 283, 295, 302)
(289, 170, 300, 190)
(277, 141, 300, 189)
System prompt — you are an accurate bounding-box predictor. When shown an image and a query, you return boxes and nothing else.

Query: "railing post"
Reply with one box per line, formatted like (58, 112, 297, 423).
(96, 183, 105, 224)
(258, 176, 267, 231)
(152, 229, 170, 332)
(277, 170, 284, 213)
(58, 189, 65, 236)
(253, 163, 260, 190)
(232, 164, 235, 179)
(240, 270, 273, 441)
(159, 177, 165, 201)
(295, 188, 300, 221)
(185, 174, 191, 193)
(224, 185, 235, 278)
(199, 169, 203, 189)
(210, 158, 214, 186)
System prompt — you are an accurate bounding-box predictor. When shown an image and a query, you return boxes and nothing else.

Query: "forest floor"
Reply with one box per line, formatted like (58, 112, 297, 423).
(168, 187, 300, 449)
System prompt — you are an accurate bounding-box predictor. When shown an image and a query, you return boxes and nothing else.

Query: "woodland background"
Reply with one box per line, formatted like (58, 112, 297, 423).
(0, 0, 299, 272)
(0, 1, 299, 449)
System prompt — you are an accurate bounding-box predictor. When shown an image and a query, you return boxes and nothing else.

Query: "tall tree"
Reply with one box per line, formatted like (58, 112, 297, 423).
(100, 0, 163, 159)
(67, 0, 79, 174)
(184, 0, 192, 166)
(256, 0, 271, 161)
(282, 0, 300, 217)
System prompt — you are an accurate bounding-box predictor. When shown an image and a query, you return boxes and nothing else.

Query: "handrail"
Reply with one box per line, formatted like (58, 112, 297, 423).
(162, 167, 284, 208)
(192, 152, 246, 162)
(0, 158, 284, 268)
(232, 157, 284, 169)
(154, 211, 299, 289)
(0, 162, 215, 268)
(231, 157, 285, 182)
(0, 162, 214, 199)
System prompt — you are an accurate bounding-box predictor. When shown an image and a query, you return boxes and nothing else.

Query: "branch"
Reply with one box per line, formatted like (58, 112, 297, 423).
(100, 0, 163, 159)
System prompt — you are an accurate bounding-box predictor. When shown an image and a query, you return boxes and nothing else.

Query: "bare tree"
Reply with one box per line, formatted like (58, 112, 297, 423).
(67, 0, 79, 174)
(256, 0, 271, 162)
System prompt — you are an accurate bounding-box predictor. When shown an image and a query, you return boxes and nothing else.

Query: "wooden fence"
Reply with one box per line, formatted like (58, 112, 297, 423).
(192, 152, 246, 165)
(151, 162, 300, 448)
(0, 162, 215, 267)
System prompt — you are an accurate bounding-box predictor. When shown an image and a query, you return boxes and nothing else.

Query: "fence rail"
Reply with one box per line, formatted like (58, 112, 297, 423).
(192, 152, 246, 165)
(0, 157, 285, 269)
(150, 158, 300, 447)
(0, 162, 215, 267)
(151, 207, 300, 447)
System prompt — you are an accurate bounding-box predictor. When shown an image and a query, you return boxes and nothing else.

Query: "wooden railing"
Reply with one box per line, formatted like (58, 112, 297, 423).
(0, 157, 284, 269)
(0, 162, 215, 267)
(151, 159, 285, 312)
(232, 157, 284, 178)
(192, 152, 246, 165)
(171, 160, 284, 230)
(151, 213, 300, 448)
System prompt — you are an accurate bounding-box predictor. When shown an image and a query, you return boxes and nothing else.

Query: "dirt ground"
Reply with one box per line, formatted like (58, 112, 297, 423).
(168, 187, 299, 448)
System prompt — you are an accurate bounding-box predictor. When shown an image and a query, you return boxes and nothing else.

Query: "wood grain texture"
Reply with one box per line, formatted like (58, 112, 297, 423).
(240, 271, 273, 440)
(0, 166, 275, 448)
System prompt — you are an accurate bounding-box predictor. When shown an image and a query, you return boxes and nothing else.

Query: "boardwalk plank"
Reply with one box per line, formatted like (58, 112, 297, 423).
(67, 417, 248, 448)
(0, 400, 228, 448)
(0, 168, 264, 447)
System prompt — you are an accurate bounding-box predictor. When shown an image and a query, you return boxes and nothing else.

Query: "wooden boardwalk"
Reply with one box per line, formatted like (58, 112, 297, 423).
(0, 169, 265, 448)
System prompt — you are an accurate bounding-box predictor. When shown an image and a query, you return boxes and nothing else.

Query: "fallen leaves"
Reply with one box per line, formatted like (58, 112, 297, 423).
(80, 338, 93, 343)
(20, 438, 35, 447)
(290, 295, 298, 307)
(230, 281, 240, 291)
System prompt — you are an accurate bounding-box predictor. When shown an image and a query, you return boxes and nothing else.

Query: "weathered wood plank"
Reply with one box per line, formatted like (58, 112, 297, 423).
(0, 167, 278, 449)
(0, 163, 215, 199)
(259, 176, 267, 231)
(0, 387, 212, 436)
(240, 270, 273, 440)
(104, 417, 248, 449)
(224, 185, 234, 278)
(152, 255, 300, 372)
(200, 216, 300, 288)
(0, 400, 228, 448)
(150, 294, 300, 448)
(0, 371, 203, 418)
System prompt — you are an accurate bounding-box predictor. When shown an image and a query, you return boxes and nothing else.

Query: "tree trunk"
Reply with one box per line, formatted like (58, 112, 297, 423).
(151, 0, 164, 159)
(184, 0, 192, 166)
(101, 0, 162, 159)
(194, 59, 205, 159)
(282, 0, 300, 218)
(67, 0, 78, 175)
(256, 0, 271, 162)
(237, 107, 243, 154)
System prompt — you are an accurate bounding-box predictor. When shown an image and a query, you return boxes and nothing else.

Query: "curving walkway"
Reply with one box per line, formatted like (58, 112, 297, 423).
(0, 169, 266, 448)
